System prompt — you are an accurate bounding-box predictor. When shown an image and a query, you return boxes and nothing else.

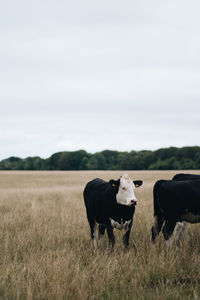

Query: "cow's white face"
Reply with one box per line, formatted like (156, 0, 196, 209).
(116, 174, 140, 206)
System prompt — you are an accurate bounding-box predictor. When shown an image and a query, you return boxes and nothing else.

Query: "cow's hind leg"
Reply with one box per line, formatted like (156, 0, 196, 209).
(98, 225, 106, 238)
(87, 216, 98, 248)
(97, 225, 106, 247)
(151, 215, 164, 243)
(106, 223, 115, 249)
(162, 220, 176, 245)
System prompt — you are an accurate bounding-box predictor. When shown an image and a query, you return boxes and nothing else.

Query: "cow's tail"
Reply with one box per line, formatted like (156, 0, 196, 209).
(151, 180, 164, 243)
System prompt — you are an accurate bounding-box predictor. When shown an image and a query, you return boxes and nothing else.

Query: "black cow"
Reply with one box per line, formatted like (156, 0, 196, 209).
(83, 174, 143, 249)
(172, 173, 200, 239)
(151, 179, 200, 243)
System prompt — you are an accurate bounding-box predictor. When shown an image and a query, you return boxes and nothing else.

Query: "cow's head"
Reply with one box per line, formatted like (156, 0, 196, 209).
(109, 174, 143, 206)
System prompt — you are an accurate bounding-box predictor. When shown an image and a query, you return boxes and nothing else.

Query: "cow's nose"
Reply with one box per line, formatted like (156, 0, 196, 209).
(130, 199, 137, 206)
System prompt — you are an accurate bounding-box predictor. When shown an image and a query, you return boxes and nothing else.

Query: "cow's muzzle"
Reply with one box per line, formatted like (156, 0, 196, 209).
(129, 200, 137, 206)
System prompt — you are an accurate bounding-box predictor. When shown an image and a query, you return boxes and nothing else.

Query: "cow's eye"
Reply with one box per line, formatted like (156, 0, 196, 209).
(122, 187, 126, 191)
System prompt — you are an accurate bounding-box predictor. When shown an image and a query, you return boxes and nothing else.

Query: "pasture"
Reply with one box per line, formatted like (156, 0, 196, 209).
(0, 170, 200, 300)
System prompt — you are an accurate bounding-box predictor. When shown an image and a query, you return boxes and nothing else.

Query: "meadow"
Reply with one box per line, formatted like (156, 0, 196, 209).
(0, 170, 200, 300)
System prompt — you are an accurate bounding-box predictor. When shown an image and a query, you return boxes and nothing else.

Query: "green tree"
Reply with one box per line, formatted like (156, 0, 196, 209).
(194, 150, 200, 169)
(87, 156, 98, 170)
(79, 157, 89, 170)
(47, 152, 63, 170)
(24, 157, 37, 170)
(180, 158, 195, 169)
(0, 146, 199, 170)
(155, 147, 178, 160)
(101, 150, 118, 169)
(86, 153, 106, 170)
(95, 153, 106, 170)
(120, 151, 137, 170)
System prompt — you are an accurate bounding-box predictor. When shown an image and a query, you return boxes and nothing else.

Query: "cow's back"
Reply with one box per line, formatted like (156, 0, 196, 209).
(83, 178, 115, 222)
(154, 179, 200, 218)
(84, 178, 111, 202)
(172, 173, 200, 181)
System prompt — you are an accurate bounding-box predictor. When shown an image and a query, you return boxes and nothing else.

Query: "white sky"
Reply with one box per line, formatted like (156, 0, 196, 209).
(1, 0, 200, 159)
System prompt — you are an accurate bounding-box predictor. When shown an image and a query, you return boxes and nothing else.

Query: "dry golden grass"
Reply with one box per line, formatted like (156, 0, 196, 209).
(0, 170, 200, 300)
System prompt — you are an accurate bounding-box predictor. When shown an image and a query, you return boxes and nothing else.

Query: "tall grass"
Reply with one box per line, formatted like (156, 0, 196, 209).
(0, 170, 200, 300)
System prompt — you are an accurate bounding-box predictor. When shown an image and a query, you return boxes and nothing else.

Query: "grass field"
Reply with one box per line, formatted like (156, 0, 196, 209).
(0, 170, 200, 300)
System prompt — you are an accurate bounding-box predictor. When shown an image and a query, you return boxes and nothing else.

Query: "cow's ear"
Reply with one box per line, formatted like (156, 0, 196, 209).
(133, 180, 143, 187)
(109, 179, 120, 188)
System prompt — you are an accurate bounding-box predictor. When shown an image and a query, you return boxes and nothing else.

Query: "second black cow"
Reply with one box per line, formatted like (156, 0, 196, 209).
(84, 174, 143, 249)
(151, 175, 200, 244)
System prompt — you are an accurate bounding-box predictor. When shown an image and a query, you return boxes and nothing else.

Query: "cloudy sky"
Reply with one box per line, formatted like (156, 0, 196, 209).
(1, 0, 200, 159)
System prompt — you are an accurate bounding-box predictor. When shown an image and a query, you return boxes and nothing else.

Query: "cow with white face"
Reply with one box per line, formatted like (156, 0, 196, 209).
(115, 174, 138, 206)
(83, 174, 143, 249)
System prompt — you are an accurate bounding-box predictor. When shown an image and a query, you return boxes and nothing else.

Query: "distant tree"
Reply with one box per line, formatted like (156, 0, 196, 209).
(101, 150, 122, 169)
(24, 157, 37, 170)
(79, 157, 89, 170)
(149, 160, 168, 170)
(0, 146, 199, 170)
(140, 151, 156, 169)
(194, 150, 200, 169)
(120, 151, 137, 170)
(168, 157, 181, 170)
(33, 157, 45, 170)
(177, 146, 197, 160)
(95, 153, 106, 170)
(0, 157, 24, 170)
(46, 150, 89, 170)
(86, 153, 106, 170)
(57, 152, 72, 170)
(87, 156, 98, 170)
(47, 152, 63, 170)
(180, 158, 195, 169)
(154, 147, 178, 160)
(149, 157, 181, 170)
(56, 150, 88, 170)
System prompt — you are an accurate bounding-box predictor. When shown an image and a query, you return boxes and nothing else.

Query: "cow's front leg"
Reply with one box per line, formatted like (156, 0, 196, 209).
(106, 223, 115, 249)
(123, 220, 133, 248)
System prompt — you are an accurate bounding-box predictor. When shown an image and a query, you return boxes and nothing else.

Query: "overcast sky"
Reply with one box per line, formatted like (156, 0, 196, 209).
(1, 0, 200, 159)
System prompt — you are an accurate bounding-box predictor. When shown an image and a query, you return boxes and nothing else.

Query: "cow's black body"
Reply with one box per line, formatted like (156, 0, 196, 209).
(151, 179, 200, 242)
(84, 178, 136, 248)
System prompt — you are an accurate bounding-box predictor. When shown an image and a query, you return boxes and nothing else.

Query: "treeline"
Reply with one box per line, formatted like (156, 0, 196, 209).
(0, 146, 200, 170)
